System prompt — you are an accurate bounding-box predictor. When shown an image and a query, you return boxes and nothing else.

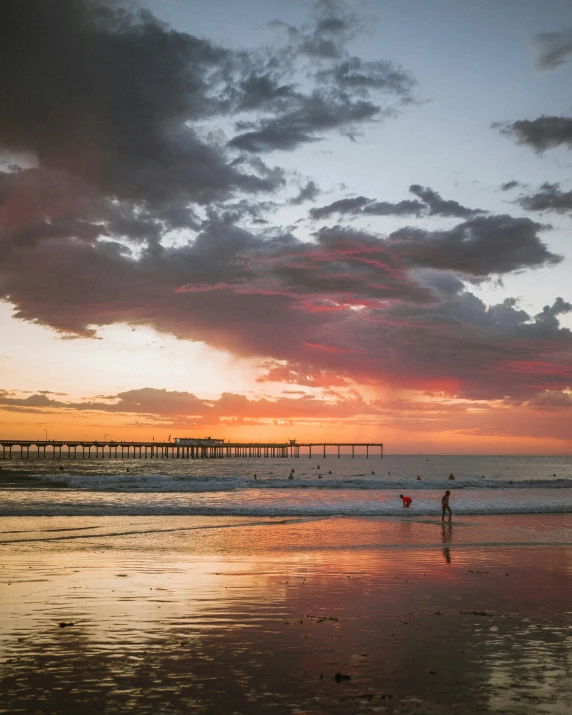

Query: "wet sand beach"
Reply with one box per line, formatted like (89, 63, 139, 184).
(1, 514, 572, 714)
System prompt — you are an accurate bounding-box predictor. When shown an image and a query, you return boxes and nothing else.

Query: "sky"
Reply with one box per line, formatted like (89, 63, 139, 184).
(1, 0, 572, 453)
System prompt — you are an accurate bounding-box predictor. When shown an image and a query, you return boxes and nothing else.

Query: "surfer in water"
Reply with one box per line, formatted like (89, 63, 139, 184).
(441, 490, 452, 522)
(400, 494, 412, 508)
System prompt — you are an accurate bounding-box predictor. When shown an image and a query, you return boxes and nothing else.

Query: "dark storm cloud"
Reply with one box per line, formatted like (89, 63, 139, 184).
(0, 208, 569, 400)
(0, 0, 302, 275)
(518, 182, 572, 213)
(497, 116, 572, 151)
(0, 0, 417, 265)
(0, 0, 282, 208)
(1, 206, 558, 341)
(534, 29, 572, 72)
(387, 215, 559, 275)
(258, 288, 572, 401)
(264, 226, 432, 303)
(0, 0, 409, 224)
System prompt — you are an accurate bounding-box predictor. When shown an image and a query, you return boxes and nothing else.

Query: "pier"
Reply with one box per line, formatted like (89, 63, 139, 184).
(0, 439, 383, 459)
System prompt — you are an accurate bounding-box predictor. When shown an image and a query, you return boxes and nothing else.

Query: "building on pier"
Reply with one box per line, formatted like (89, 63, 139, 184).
(173, 437, 225, 446)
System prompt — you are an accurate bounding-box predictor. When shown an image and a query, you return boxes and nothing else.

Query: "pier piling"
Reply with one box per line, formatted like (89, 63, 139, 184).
(0, 440, 383, 460)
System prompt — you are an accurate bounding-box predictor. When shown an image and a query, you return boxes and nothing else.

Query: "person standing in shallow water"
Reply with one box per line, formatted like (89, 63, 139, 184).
(400, 494, 412, 508)
(441, 490, 452, 522)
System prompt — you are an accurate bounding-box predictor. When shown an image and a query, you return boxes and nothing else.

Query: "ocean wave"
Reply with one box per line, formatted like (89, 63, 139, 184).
(2, 502, 572, 518)
(34, 473, 572, 493)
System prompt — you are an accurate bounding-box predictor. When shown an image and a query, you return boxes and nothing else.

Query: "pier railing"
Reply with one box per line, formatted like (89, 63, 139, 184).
(0, 440, 383, 459)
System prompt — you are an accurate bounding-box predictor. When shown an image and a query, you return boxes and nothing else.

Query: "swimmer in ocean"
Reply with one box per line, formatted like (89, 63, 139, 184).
(441, 490, 452, 522)
(399, 494, 412, 508)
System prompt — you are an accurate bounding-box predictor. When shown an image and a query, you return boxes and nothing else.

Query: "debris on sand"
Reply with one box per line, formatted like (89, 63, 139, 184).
(459, 610, 498, 617)
(306, 615, 339, 622)
(334, 672, 352, 682)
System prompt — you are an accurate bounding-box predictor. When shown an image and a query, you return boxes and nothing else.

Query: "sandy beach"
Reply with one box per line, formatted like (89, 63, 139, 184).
(1, 514, 572, 714)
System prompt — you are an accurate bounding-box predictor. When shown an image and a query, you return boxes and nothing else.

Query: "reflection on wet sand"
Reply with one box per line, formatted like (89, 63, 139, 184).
(442, 523, 453, 563)
(2, 515, 572, 714)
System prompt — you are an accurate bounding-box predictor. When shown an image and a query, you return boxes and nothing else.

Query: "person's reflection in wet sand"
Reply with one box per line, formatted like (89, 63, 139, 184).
(442, 523, 453, 564)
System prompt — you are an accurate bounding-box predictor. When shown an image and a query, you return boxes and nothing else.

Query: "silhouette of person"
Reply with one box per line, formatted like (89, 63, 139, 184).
(441, 490, 452, 522)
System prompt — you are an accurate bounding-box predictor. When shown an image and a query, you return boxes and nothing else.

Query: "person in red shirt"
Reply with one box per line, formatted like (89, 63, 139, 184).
(399, 494, 412, 508)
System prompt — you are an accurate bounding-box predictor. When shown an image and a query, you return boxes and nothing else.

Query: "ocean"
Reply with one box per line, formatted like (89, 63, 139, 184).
(1, 454, 571, 517)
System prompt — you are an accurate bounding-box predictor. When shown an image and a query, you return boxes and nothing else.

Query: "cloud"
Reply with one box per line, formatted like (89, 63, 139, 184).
(0, 0, 417, 262)
(0, 1, 288, 210)
(310, 195, 424, 219)
(229, 82, 411, 153)
(0, 386, 375, 424)
(0, 204, 563, 398)
(518, 182, 572, 213)
(309, 185, 484, 220)
(0, 0, 570, 409)
(534, 29, 572, 72)
(500, 180, 521, 191)
(408, 185, 486, 218)
(386, 215, 558, 275)
(229, 4, 415, 152)
(0, 391, 61, 408)
(257, 361, 351, 387)
(0, 0, 305, 280)
(497, 116, 572, 151)
(0, 0, 414, 244)
(527, 390, 572, 410)
(271, 1, 360, 60)
(290, 180, 320, 205)
(310, 195, 372, 219)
